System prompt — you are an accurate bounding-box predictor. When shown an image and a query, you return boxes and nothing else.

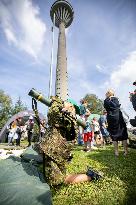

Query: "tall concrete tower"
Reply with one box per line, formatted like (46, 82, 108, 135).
(50, 0, 74, 101)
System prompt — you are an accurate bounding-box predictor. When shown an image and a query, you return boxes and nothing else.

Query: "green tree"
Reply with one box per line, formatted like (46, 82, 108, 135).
(11, 96, 27, 115)
(0, 90, 12, 128)
(82, 94, 104, 114)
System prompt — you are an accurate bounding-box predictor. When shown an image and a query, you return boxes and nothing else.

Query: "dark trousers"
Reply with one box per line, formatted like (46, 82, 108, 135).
(16, 134, 21, 146)
(39, 132, 44, 141)
(28, 132, 33, 146)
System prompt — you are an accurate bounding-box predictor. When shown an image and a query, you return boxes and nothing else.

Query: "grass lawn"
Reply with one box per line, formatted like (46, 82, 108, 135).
(52, 145, 136, 205)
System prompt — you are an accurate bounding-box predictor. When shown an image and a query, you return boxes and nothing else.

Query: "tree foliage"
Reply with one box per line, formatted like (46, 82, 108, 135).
(0, 91, 28, 129)
(0, 90, 12, 128)
(11, 96, 27, 116)
(82, 93, 104, 114)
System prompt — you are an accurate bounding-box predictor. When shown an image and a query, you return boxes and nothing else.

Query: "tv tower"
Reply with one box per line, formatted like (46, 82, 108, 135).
(50, 0, 74, 100)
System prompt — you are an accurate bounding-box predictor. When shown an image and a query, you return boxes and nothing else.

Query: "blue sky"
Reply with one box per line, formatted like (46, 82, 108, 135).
(0, 0, 136, 118)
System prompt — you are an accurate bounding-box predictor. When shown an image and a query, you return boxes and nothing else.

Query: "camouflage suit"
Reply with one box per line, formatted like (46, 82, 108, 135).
(36, 96, 79, 186)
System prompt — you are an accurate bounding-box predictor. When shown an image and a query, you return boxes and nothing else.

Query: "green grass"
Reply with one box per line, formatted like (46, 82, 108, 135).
(52, 145, 136, 205)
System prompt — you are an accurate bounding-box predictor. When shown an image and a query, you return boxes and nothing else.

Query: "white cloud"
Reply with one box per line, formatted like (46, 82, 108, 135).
(96, 64, 109, 74)
(103, 51, 136, 118)
(110, 51, 136, 87)
(0, 0, 46, 59)
(4, 28, 17, 45)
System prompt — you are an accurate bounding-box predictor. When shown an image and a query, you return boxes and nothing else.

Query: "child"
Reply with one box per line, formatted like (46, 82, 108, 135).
(83, 111, 94, 152)
(92, 117, 103, 147)
(92, 117, 100, 137)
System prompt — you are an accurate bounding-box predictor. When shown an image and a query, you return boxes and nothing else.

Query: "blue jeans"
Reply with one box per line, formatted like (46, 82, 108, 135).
(78, 134, 84, 145)
(8, 137, 13, 145)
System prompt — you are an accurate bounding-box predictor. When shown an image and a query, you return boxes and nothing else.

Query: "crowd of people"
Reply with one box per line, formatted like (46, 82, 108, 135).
(5, 88, 129, 158)
(6, 116, 46, 147)
(77, 89, 129, 157)
(78, 100, 111, 152)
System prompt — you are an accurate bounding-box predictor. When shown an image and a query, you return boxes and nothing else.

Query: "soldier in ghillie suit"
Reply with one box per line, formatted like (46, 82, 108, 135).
(34, 96, 79, 186)
(30, 90, 102, 186)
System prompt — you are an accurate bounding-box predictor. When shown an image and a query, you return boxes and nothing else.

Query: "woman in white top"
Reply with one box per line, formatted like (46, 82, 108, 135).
(8, 121, 18, 146)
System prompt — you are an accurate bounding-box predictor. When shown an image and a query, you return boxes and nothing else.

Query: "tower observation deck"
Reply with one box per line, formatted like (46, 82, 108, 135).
(50, 0, 74, 101)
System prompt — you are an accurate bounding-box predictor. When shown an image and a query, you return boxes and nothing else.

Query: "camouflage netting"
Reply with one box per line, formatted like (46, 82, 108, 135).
(40, 128, 72, 186)
(47, 96, 79, 141)
(34, 96, 79, 186)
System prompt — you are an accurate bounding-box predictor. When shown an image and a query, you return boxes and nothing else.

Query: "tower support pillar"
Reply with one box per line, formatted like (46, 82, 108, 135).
(55, 22, 68, 100)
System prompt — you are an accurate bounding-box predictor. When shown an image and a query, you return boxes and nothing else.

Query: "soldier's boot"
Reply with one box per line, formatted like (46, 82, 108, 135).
(86, 167, 103, 181)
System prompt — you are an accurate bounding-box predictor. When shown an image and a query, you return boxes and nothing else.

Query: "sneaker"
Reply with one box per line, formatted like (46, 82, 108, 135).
(91, 146, 98, 150)
(86, 168, 103, 180)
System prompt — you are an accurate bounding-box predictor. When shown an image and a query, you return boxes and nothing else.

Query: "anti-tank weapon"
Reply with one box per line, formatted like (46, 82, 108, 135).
(28, 88, 86, 129)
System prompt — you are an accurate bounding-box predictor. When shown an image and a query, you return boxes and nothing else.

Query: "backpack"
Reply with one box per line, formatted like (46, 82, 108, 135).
(80, 105, 86, 115)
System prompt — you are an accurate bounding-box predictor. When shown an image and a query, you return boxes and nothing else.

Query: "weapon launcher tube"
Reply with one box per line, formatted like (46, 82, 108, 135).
(28, 88, 86, 128)
(28, 88, 52, 107)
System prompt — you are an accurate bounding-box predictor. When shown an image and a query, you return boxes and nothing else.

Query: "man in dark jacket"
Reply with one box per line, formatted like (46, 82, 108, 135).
(27, 116, 34, 146)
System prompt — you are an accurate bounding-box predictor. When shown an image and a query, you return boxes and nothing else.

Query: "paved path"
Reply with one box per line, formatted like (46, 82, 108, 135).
(0, 143, 26, 160)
